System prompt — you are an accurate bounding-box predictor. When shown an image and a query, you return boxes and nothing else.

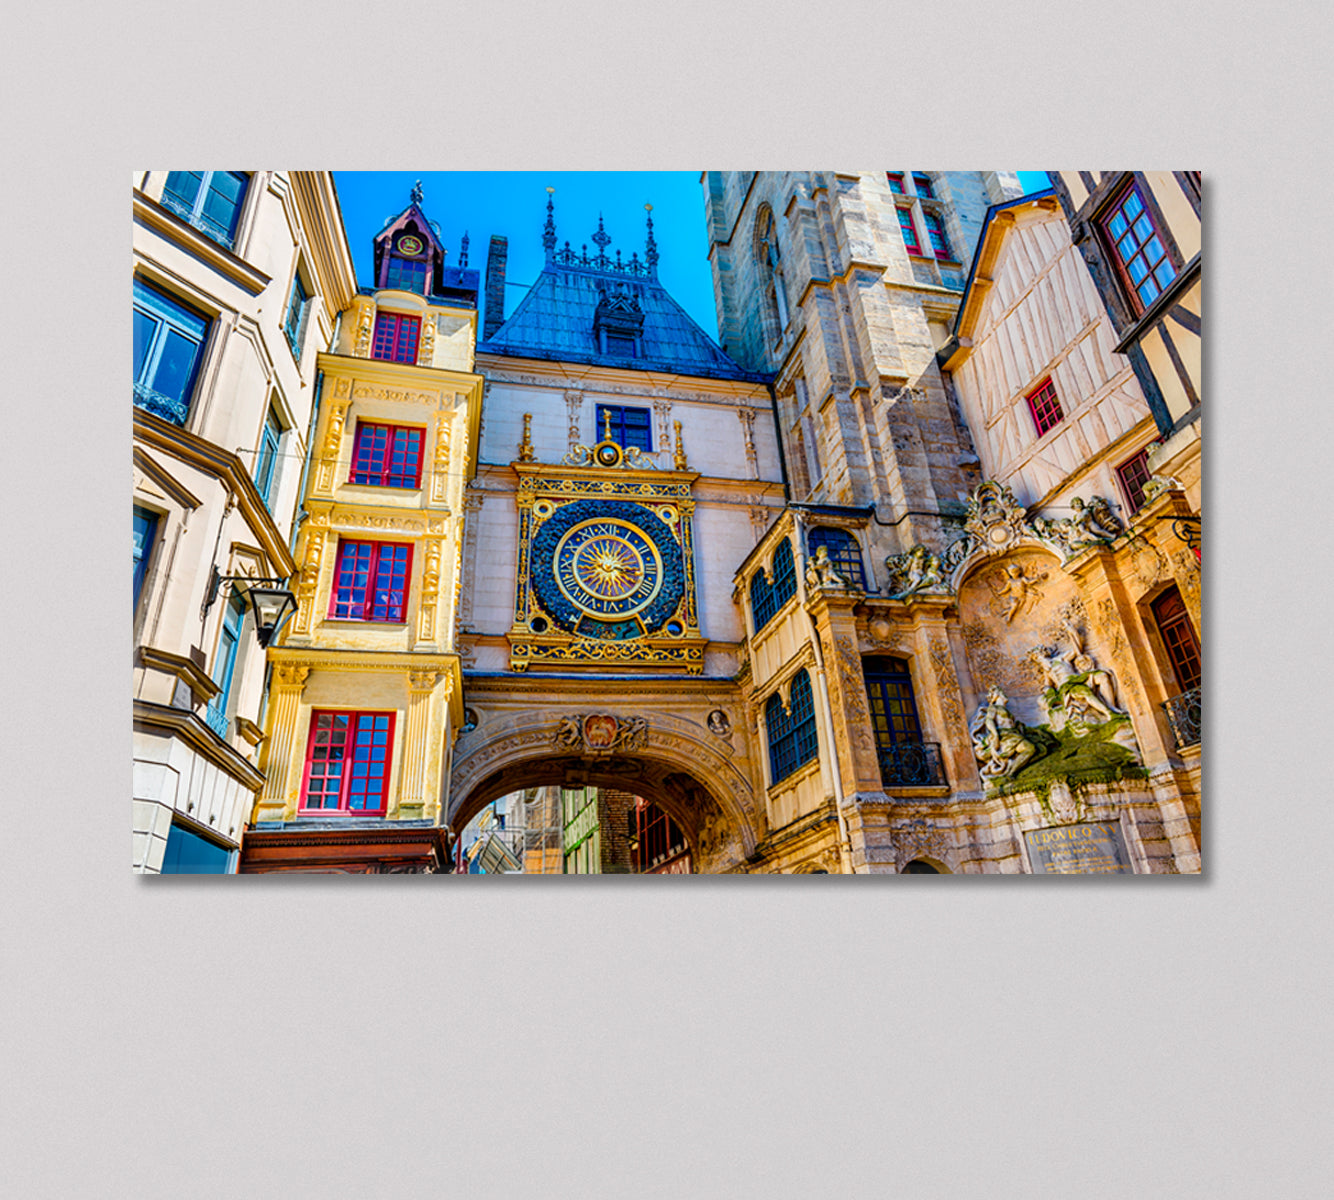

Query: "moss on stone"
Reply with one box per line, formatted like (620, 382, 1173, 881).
(988, 716, 1148, 802)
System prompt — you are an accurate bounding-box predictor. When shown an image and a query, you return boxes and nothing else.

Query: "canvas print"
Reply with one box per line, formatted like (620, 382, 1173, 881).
(131, 170, 1201, 874)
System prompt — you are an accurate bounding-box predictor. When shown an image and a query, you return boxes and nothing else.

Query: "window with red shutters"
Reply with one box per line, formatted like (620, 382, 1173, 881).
(897, 207, 923, 255)
(1150, 588, 1201, 692)
(350, 422, 425, 488)
(371, 312, 421, 364)
(1116, 445, 1155, 514)
(1025, 378, 1065, 437)
(301, 710, 395, 815)
(329, 539, 413, 622)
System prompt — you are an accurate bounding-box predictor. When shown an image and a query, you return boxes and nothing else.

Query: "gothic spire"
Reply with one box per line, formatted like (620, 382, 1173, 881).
(542, 187, 557, 259)
(644, 203, 659, 277)
(459, 230, 469, 268)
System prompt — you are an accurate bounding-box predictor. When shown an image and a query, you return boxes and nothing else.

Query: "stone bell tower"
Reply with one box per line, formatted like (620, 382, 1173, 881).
(702, 170, 1021, 561)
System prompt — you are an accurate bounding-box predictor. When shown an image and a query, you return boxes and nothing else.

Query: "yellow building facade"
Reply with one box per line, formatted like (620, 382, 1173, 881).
(242, 193, 483, 873)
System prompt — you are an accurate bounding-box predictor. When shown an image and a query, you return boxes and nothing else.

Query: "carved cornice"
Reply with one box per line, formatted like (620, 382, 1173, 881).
(136, 645, 221, 706)
(132, 192, 271, 295)
(133, 700, 266, 791)
(133, 411, 297, 577)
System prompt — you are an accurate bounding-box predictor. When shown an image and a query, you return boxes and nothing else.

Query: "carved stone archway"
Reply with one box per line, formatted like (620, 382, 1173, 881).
(447, 688, 763, 873)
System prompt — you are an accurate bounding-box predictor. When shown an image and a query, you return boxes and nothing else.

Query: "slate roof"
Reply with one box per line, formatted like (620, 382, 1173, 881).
(478, 250, 768, 383)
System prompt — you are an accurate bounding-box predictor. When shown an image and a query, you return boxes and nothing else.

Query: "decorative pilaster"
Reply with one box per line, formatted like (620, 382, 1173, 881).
(457, 491, 485, 631)
(257, 663, 311, 821)
(653, 399, 672, 458)
(429, 413, 453, 505)
(417, 536, 445, 643)
(417, 312, 436, 367)
(565, 390, 583, 451)
(292, 523, 327, 636)
(314, 393, 351, 496)
(396, 670, 441, 819)
(737, 407, 759, 478)
(353, 300, 375, 358)
(806, 591, 883, 795)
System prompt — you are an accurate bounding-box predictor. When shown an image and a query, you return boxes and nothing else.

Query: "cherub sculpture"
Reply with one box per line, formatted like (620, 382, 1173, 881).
(986, 561, 1048, 622)
(887, 544, 946, 598)
(805, 544, 848, 590)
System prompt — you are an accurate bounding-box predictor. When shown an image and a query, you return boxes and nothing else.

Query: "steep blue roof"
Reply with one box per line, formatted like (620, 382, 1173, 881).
(477, 208, 767, 382)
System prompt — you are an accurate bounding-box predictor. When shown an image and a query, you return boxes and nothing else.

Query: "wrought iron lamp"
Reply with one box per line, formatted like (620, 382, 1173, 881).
(203, 569, 298, 647)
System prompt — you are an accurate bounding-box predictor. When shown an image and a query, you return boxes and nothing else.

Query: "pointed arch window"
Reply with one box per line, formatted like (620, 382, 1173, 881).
(766, 669, 819, 783)
(750, 538, 796, 632)
(755, 206, 788, 339)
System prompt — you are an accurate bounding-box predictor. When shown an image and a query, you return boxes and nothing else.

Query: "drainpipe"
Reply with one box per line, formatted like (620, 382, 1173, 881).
(289, 368, 325, 559)
(791, 510, 856, 874)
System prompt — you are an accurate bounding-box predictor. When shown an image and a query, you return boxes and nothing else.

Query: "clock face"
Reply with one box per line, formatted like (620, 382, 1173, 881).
(397, 234, 424, 256)
(555, 520, 663, 619)
(529, 499, 685, 634)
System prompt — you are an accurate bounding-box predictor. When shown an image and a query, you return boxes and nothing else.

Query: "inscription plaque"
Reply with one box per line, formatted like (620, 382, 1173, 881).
(1025, 821, 1133, 875)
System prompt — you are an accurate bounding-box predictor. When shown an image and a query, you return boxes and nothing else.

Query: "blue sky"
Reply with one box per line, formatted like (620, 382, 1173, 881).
(332, 171, 1052, 341)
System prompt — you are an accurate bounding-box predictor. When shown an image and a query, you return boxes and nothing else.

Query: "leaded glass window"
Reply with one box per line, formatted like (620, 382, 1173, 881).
(807, 528, 866, 589)
(766, 669, 819, 783)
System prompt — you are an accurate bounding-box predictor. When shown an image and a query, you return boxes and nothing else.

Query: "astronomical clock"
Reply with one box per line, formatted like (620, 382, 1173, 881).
(508, 416, 706, 673)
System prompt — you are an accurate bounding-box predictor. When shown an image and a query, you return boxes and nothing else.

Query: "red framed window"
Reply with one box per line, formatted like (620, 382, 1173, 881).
(350, 422, 425, 488)
(372, 312, 421, 364)
(897, 207, 923, 255)
(887, 172, 906, 194)
(923, 210, 952, 260)
(1116, 445, 1155, 514)
(329, 539, 413, 622)
(1150, 588, 1201, 692)
(1100, 182, 1178, 312)
(301, 710, 394, 814)
(911, 172, 935, 199)
(1025, 378, 1065, 437)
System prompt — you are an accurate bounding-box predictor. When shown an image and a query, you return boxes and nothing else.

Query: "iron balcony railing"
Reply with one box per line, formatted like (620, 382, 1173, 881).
(1161, 686, 1201, 749)
(877, 740, 947, 789)
(133, 381, 189, 425)
(204, 699, 231, 740)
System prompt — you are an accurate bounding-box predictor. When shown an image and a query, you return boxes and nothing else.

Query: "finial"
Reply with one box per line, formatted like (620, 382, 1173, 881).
(673, 419, 688, 470)
(518, 413, 535, 463)
(603, 408, 613, 443)
(592, 213, 612, 255)
(459, 230, 469, 268)
(542, 188, 557, 258)
(410, 179, 424, 205)
(645, 203, 659, 277)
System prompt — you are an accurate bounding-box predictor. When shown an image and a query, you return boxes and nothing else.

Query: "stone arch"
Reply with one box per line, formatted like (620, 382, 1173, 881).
(448, 715, 763, 872)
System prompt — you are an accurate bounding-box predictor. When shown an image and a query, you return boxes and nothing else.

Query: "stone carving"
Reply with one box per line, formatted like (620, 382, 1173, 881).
(984, 561, 1048, 622)
(430, 416, 452, 504)
(565, 390, 584, 451)
(1027, 619, 1127, 736)
(553, 713, 649, 753)
(418, 537, 443, 642)
(737, 407, 759, 478)
(293, 530, 325, 634)
(931, 480, 1126, 584)
(354, 304, 373, 357)
(274, 664, 310, 689)
(351, 384, 437, 405)
(893, 818, 948, 869)
(961, 621, 1040, 696)
(707, 709, 731, 738)
(652, 398, 672, 459)
(1142, 474, 1183, 504)
(408, 670, 441, 691)
(805, 544, 849, 591)
(1128, 532, 1170, 589)
(928, 637, 966, 740)
(970, 686, 1040, 781)
(1059, 496, 1122, 553)
(885, 544, 947, 599)
(417, 313, 436, 366)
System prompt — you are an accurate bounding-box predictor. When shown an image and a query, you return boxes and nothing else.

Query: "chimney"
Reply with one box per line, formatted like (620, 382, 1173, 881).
(483, 235, 508, 340)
